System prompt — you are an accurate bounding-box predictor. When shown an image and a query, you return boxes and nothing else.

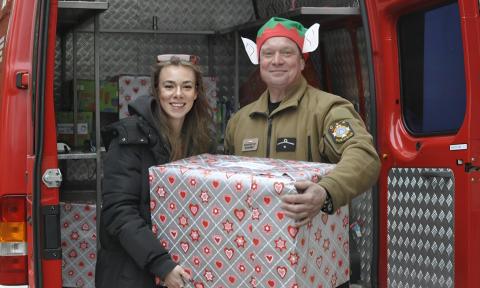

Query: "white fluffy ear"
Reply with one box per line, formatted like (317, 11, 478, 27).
(302, 23, 320, 53)
(241, 37, 259, 65)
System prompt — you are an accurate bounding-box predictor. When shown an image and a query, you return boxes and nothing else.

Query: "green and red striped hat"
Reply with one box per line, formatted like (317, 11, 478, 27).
(241, 17, 319, 65)
(256, 17, 307, 53)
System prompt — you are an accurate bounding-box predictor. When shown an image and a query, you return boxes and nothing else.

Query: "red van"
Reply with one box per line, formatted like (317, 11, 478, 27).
(0, 0, 479, 287)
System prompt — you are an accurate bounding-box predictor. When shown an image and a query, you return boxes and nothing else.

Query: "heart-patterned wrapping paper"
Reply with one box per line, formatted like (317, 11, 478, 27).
(149, 154, 349, 288)
(60, 202, 97, 288)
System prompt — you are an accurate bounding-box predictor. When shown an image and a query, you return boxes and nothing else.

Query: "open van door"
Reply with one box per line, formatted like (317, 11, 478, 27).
(364, 0, 480, 286)
(32, 0, 63, 286)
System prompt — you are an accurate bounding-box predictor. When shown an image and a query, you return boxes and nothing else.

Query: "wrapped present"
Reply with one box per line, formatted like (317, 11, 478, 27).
(118, 75, 151, 119)
(149, 154, 349, 288)
(60, 202, 97, 288)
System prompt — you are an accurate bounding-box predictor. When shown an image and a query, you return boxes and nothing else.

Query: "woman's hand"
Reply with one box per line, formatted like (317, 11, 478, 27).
(162, 265, 191, 288)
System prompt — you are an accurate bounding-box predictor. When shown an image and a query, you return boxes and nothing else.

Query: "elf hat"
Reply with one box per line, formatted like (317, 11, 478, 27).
(241, 17, 320, 65)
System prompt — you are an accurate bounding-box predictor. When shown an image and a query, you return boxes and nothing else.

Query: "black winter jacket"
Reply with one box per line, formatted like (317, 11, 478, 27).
(95, 95, 175, 288)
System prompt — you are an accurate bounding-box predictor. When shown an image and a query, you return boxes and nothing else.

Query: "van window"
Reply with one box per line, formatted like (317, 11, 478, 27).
(398, 2, 466, 135)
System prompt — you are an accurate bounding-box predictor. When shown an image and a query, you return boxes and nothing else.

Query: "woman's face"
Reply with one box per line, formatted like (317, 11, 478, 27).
(158, 65, 198, 128)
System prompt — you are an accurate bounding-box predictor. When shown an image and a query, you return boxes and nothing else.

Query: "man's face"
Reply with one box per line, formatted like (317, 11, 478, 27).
(259, 37, 305, 91)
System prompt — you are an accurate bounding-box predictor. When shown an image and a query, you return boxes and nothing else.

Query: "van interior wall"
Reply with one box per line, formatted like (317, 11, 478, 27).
(53, 0, 374, 287)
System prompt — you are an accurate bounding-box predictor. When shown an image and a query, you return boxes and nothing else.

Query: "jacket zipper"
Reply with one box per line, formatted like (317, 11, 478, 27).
(266, 117, 273, 157)
(308, 135, 313, 162)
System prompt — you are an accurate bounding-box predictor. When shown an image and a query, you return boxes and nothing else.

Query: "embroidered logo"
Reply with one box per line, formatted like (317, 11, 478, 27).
(328, 120, 354, 144)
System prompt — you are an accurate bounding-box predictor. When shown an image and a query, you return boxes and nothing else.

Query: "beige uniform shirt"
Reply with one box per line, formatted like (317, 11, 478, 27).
(225, 77, 380, 210)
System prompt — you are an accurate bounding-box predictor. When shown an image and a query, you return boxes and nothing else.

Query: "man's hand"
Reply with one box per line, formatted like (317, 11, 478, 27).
(162, 265, 192, 288)
(280, 180, 328, 227)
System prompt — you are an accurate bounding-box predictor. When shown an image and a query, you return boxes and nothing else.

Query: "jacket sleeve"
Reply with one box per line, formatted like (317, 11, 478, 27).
(317, 103, 381, 211)
(101, 139, 177, 280)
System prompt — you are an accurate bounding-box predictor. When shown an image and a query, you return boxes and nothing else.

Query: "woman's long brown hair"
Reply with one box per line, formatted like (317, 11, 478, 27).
(151, 56, 214, 161)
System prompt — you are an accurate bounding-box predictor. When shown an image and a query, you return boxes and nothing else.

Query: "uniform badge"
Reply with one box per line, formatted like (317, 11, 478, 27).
(276, 137, 296, 152)
(328, 120, 354, 144)
(242, 138, 259, 152)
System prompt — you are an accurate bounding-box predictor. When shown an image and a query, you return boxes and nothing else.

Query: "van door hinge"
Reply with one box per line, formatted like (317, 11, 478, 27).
(15, 71, 29, 89)
(42, 168, 62, 188)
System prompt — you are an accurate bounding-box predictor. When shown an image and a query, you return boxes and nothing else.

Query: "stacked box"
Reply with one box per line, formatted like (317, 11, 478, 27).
(76, 79, 119, 113)
(56, 112, 93, 149)
(149, 154, 349, 288)
(60, 202, 97, 288)
(118, 75, 151, 119)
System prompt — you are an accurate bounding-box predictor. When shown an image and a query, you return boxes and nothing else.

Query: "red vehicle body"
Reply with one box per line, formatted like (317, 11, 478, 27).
(0, 0, 479, 287)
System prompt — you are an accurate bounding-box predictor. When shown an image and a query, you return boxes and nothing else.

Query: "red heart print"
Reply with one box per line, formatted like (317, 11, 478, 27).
(263, 196, 271, 205)
(228, 275, 236, 284)
(276, 266, 287, 279)
(310, 275, 315, 283)
(330, 223, 336, 232)
(212, 180, 220, 189)
(267, 279, 275, 287)
(189, 204, 199, 216)
(316, 256, 323, 268)
(215, 260, 223, 269)
(234, 209, 245, 221)
(179, 167, 188, 174)
(287, 225, 298, 239)
(265, 254, 273, 263)
(224, 248, 234, 260)
(180, 242, 189, 253)
(140, 79, 147, 86)
(159, 214, 166, 223)
(273, 182, 284, 194)
(213, 235, 222, 245)
(169, 230, 178, 239)
(179, 190, 187, 199)
(224, 195, 232, 204)
(309, 249, 314, 256)
(168, 176, 175, 185)
(124, 79, 131, 85)
(194, 282, 204, 288)
(276, 212, 284, 221)
(202, 220, 209, 228)
(171, 254, 179, 262)
(253, 238, 260, 246)
(133, 87, 139, 93)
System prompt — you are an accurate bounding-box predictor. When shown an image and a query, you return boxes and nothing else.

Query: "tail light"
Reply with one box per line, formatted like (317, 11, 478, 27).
(0, 195, 28, 285)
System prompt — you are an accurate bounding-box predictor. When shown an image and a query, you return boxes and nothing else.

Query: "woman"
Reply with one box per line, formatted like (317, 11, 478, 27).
(95, 55, 214, 288)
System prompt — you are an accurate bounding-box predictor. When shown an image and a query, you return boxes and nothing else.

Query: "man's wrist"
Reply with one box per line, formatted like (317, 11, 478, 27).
(321, 190, 334, 214)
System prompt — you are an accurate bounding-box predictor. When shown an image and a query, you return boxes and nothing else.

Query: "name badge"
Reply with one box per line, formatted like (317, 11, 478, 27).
(276, 137, 296, 152)
(242, 138, 258, 152)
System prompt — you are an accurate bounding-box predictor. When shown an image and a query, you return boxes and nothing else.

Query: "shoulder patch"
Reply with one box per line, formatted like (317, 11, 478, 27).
(328, 120, 354, 144)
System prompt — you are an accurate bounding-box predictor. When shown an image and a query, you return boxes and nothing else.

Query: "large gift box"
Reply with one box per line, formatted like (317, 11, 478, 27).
(149, 154, 349, 288)
(60, 202, 97, 288)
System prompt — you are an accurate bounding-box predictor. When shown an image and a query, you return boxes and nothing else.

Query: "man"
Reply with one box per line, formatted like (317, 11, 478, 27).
(225, 17, 380, 227)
